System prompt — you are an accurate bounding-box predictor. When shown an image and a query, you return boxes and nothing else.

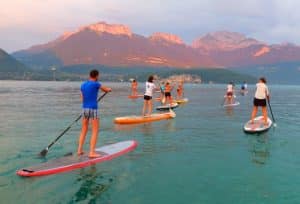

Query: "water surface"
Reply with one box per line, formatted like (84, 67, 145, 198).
(0, 81, 299, 203)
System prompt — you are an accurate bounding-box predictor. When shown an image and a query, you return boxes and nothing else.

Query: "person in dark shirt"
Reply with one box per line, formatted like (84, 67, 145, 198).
(77, 70, 111, 158)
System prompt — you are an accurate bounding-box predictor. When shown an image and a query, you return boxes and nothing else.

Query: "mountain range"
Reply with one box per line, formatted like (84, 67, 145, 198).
(12, 22, 300, 69)
(0, 49, 28, 73)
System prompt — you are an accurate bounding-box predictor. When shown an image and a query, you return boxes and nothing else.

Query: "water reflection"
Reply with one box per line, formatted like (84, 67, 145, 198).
(225, 106, 234, 116)
(69, 166, 114, 203)
(248, 134, 270, 165)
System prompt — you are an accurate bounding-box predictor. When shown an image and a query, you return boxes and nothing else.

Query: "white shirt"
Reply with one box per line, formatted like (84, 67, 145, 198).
(255, 82, 269, 99)
(227, 84, 233, 92)
(145, 82, 156, 97)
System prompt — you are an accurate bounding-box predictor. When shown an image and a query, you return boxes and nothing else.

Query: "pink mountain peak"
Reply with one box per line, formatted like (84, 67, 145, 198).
(79, 21, 132, 37)
(149, 32, 185, 45)
(192, 31, 263, 51)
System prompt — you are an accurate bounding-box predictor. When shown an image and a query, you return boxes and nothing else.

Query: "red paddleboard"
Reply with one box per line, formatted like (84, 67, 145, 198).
(128, 95, 143, 99)
(17, 140, 138, 177)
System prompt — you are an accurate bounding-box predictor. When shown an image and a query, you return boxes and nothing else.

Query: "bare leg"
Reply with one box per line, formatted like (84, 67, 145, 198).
(251, 106, 258, 124)
(77, 118, 89, 155)
(89, 118, 100, 158)
(262, 106, 268, 125)
(147, 100, 152, 115)
(142, 100, 147, 116)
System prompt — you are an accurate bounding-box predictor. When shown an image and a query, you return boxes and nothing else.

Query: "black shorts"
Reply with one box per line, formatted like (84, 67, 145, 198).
(144, 95, 152, 100)
(165, 92, 171, 97)
(253, 98, 267, 107)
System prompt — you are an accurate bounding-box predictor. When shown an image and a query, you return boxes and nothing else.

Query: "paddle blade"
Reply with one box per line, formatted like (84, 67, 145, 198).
(169, 109, 176, 118)
(39, 148, 48, 157)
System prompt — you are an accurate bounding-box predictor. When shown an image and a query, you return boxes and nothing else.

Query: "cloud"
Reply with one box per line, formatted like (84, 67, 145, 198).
(1, 0, 300, 52)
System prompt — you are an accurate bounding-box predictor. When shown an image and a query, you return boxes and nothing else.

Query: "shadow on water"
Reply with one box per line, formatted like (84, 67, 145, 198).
(68, 166, 114, 204)
(247, 133, 270, 165)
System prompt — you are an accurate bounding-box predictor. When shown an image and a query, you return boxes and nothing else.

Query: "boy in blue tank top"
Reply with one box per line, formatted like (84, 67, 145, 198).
(77, 70, 111, 158)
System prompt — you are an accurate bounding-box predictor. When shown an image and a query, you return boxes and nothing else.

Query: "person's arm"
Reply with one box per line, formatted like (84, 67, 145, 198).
(266, 86, 270, 100)
(80, 92, 83, 102)
(101, 86, 112, 93)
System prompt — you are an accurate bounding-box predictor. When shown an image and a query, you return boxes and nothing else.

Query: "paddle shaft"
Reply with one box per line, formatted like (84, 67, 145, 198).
(40, 92, 108, 154)
(267, 99, 276, 123)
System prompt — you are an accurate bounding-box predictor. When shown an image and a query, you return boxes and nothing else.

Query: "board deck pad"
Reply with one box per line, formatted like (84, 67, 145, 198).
(223, 101, 240, 107)
(17, 140, 138, 177)
(244, 116, 272, 133)
(156, 102, 179, 111)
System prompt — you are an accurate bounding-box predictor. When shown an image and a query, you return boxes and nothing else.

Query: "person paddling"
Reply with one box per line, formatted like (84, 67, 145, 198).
(77, 70, 112, 158)
(142, 75, 157, 116)
(251, 77, 270, 126)
(164, 81, 173, 105)
(131, 79, 138, 96)
(225, 82, 235, 104)
(241, 81, 247, 91)
(176, 81, 184, 99)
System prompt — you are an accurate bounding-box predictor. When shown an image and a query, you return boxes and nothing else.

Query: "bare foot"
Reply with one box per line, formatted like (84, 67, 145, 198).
(89, 152, 102, 158)
(77, 151, 84, 156)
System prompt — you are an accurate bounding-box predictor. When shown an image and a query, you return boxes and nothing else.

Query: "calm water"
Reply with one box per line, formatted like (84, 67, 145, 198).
(0, 81, 300, 204)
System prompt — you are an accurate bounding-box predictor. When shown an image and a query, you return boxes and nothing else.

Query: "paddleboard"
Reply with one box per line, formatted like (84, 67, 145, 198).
(17, 140, 138, 177)
(223, 101, 240, 107)
(156, 102, 179, 111)
(175, 98, 189, 104)
(114, 111, 176, 125)
(240, 90, 248, 95)
(128, 95, 143, 99)
(244, 116, 272, 133)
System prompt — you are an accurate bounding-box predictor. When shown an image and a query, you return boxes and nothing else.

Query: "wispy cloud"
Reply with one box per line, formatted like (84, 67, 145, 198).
(1, 0, 300, 52)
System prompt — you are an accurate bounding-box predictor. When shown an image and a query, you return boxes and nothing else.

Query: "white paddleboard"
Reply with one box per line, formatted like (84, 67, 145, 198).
(223, 101, 240, 107)
(244, 116, 272, 133)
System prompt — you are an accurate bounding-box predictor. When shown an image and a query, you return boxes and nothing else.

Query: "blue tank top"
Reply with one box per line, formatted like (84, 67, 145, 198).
(81, 80, 101, 109)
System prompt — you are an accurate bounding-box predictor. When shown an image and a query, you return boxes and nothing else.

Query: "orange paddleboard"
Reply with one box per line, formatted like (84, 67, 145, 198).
(114, 111, 176, 125)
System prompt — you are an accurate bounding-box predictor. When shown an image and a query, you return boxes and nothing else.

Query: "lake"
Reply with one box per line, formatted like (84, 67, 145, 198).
(0, 81, 299, 203)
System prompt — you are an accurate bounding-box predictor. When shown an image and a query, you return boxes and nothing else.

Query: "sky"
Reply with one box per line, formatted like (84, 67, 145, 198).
(1, 0, 300, 52)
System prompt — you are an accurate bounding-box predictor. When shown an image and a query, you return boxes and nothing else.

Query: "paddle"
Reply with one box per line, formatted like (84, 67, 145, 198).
(267, 98, 277, 127)
(158, 82, 166, 104)
(39, 92, 109, 157)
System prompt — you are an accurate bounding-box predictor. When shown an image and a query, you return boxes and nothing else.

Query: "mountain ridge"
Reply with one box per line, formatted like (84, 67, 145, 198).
(12, 21, 300, 69)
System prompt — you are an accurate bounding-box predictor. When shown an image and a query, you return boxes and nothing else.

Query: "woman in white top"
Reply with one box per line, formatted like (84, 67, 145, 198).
(251, 77, 270, 126)
(142, 75, 157, 116)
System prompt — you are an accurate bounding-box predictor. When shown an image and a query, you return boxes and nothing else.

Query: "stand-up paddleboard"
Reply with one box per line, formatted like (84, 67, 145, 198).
(223, 101, 240, 107)
(175, 98, 189, 104)
(17, 140, 138, 177)
(244, 116, 272, 133)
(240, 90, 248, 95)
(128, 95, 143, 99)
(156, 102, 179, 111)
(114, 111, 176, 125)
